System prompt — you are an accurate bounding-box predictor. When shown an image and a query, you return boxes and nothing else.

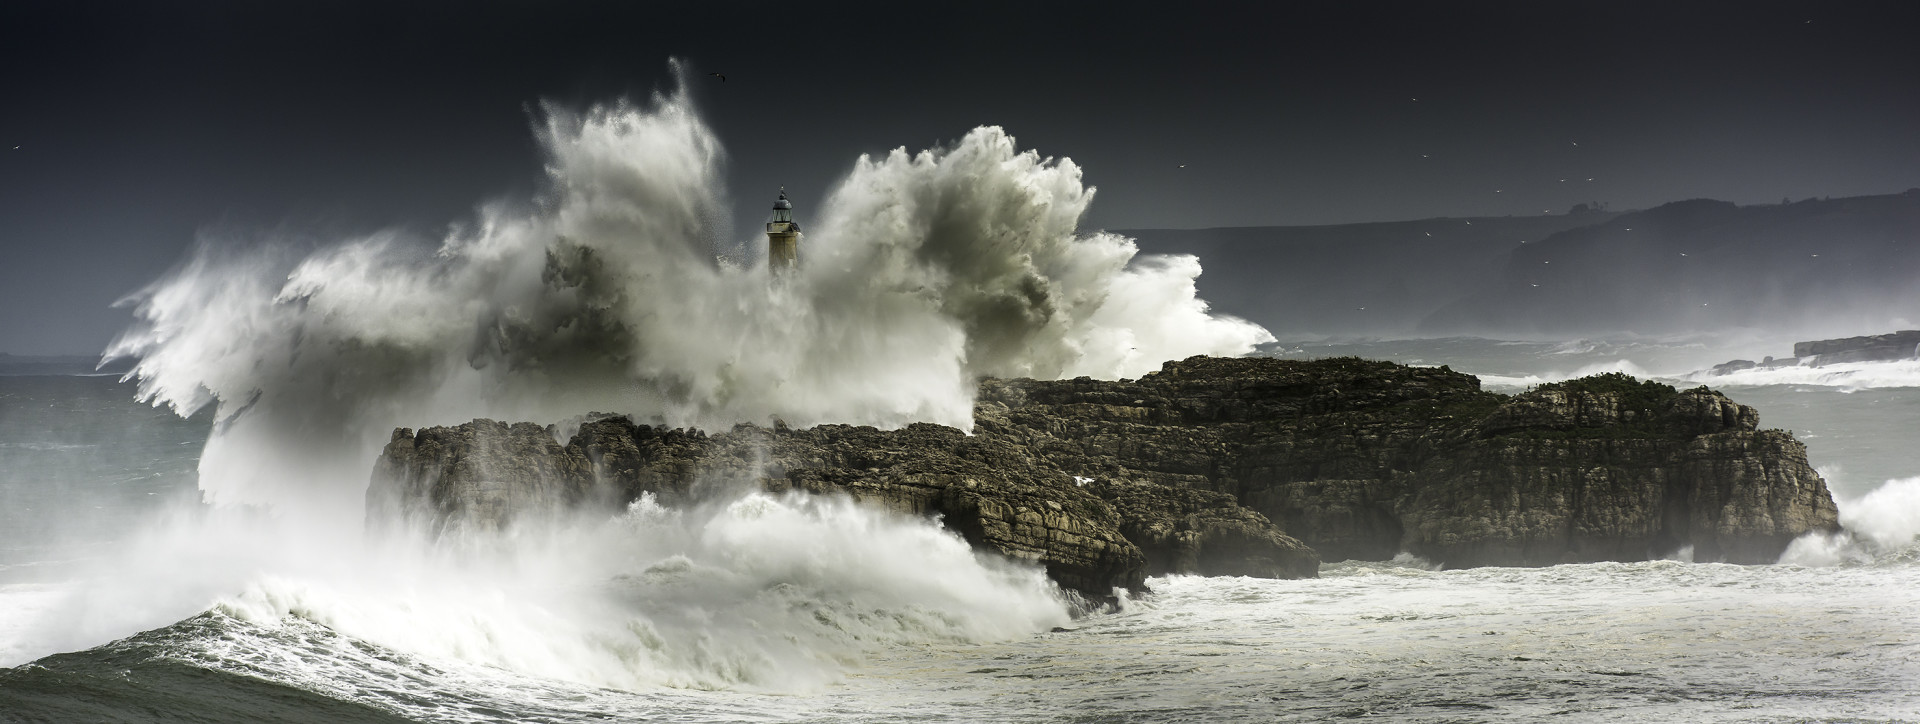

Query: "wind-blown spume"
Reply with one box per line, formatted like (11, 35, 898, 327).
(107, 80, 1268, 519)
(207, 492, 1072, 692)
(10, 489, 1072, 690)
(1779, 474, 1920, 566)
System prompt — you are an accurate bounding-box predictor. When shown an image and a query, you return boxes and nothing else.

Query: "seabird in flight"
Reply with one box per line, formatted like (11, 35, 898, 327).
(708, 72, 727, 81)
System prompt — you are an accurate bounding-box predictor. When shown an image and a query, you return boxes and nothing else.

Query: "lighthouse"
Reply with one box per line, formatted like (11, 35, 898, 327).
(765, 188, 800, 272)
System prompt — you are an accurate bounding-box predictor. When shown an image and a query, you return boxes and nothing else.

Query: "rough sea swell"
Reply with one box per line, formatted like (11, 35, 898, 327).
(3, 72, 1919, 721)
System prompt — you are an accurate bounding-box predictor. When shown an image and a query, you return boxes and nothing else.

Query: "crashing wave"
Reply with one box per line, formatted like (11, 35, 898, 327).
(105, 73, 1268, 516)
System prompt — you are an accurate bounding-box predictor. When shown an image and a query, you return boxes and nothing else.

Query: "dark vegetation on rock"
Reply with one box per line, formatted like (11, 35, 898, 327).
(369, 357, 1840, 600)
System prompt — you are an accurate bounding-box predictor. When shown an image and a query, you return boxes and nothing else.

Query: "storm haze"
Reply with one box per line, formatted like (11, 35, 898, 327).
(2, 0, 1917, 354)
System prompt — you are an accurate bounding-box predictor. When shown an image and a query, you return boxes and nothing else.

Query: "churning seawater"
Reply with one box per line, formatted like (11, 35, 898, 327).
(3, 335, 1919, 723)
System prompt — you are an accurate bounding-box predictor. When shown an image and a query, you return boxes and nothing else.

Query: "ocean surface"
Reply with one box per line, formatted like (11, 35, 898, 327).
(2, 338, 1917, 723)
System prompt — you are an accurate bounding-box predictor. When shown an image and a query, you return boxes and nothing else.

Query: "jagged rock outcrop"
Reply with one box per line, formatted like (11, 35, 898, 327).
(368, 357, 1840, 598)
(368, 419, 593, 532)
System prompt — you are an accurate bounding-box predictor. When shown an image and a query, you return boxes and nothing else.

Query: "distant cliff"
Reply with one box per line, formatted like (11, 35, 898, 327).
(1421, 191, 1920, 336)
(1123, 191, 1920, 338)
(1710, 330, 1920, 375)
(369, 358, 1839, 599)
(1122, 212, 1615, 337)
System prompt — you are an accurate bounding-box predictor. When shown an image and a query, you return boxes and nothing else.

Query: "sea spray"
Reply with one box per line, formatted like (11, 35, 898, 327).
(1779, 474, 1920, 566)
(106, 73, 1267, 518)
(240, 489, 1070, 692)
(13, 489, 1071, 690)
(1470, 359, 1661, 391)
(1679, 358, 1920, 390)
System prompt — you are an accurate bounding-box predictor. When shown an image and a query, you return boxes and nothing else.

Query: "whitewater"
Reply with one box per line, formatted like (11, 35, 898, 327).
(3, 74, 1918, 721)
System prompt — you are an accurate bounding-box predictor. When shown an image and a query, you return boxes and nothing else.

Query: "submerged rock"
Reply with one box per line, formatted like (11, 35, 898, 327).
(368, 357, 1839, 598)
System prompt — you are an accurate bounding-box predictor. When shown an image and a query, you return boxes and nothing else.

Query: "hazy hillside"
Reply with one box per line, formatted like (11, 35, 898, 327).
(1420, 190, 1920, 337)
(1120, 211, 1617, 337)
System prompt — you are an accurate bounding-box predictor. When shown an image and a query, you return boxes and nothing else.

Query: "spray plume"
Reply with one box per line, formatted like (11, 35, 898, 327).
(106, 75, 1270, 519)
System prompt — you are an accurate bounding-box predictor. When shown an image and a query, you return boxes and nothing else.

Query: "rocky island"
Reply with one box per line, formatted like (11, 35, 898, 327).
(1712, 330, 1920, 375)
(368, 357, 1840, 600)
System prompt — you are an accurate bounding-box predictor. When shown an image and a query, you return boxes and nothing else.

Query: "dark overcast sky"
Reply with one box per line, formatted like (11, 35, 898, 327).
(2, 0, 1917, 354)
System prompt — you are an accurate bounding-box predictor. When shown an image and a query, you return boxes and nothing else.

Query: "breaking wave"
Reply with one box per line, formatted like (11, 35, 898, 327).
(105, 72, 1268, 516)
(1469, 359, 1660, 391)
(1679, 359, 1920, 391)
(1778, 474, 1920, 566)
(9, 490, 1071, 690)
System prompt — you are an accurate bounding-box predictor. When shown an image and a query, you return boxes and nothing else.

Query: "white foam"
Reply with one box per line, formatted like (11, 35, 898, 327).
(1682, 359, 1920, 391)
(7, 491, 1070, 691)
(1779, 475, 1920, 566)
(104, 68, 1267, 518)
(1472, 359, 1660, 391)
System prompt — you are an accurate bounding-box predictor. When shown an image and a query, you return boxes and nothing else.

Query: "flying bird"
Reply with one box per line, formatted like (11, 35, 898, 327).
(1178, 164, 1186, 168)
(708, 72, 727, 81)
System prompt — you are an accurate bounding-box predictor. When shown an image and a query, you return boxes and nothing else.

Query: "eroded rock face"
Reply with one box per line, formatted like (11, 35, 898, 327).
(368, 358, 1840, 598)
(368, 419, 592, 533)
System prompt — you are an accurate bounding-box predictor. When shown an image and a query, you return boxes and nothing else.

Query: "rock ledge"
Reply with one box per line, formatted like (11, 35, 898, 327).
(369, 357, 1840, 598)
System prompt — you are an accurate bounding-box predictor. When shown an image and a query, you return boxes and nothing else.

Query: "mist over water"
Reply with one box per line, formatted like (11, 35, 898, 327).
(106, 75, 1267, 518)
(0, 73, 1266, 700)
(4, 70, 1918, 721)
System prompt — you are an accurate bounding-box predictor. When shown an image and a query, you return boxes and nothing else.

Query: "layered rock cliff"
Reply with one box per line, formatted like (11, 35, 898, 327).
(368, 357, 1840, 598)
(1711, 329, 1920, 374)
